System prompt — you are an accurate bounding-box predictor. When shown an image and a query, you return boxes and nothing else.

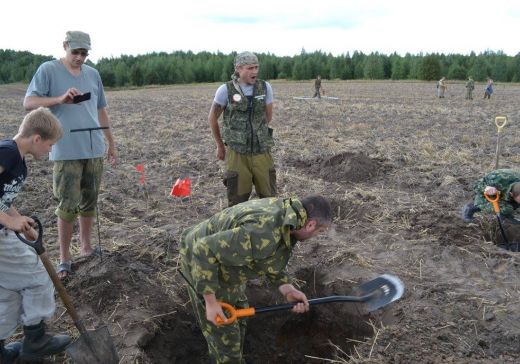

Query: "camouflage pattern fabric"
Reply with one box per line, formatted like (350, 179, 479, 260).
(221, 80, 273, 155)
(473, 169, 520, 216)
(465, 79, 474, 99)
(179, 197, 308, 362)
(53, 158, 103, 222)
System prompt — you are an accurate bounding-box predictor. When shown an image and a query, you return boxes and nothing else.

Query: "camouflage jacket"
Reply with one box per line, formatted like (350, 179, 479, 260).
(465, 79, 475, 90)
(473, 169, 520, 216)
(179, 197, 307, 297)
(314, 78, 321, 88)
(221, 80, 273, 155)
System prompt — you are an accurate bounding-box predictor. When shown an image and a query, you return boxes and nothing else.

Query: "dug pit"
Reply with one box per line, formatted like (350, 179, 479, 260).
(143, 267, 391, 363)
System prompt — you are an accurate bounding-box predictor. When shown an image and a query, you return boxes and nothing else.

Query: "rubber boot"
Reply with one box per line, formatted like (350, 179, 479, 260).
(0, 339, 22, 364)
(462, 202, 480, 222)
(19, 321, 72, 362)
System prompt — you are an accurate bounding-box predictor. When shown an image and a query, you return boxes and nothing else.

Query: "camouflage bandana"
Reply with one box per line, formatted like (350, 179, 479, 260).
(234, 51, 258, 66)
(284, 198, 307, 231)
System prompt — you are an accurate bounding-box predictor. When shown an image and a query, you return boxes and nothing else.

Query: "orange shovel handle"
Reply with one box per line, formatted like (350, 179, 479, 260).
(215, 302, 256, 325)
(484, 192, 501, 214)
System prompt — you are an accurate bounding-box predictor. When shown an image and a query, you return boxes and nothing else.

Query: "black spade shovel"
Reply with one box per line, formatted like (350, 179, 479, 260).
(16, 217, 119, 364)
(215, 274, 405, 325)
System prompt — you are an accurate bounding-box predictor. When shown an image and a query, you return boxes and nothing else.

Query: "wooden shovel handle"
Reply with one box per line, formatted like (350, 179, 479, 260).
(495, 116, 507, 133)
(39, 252, 82, 324)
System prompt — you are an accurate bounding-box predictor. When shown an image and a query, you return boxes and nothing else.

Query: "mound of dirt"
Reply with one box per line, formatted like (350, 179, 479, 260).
(292, 151, 386, 184)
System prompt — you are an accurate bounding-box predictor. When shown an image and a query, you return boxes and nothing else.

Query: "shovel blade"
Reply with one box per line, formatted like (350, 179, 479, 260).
(65, 326, 119, 364)
(357, 274, 405, 312)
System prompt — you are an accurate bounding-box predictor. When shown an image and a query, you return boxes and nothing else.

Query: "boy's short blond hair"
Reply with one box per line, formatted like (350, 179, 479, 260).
(19, 107, 63, 141)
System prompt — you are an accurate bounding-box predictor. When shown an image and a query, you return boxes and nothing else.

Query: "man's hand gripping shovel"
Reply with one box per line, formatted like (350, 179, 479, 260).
(15, 217, 119, 364)
(215, 274, 405, 325)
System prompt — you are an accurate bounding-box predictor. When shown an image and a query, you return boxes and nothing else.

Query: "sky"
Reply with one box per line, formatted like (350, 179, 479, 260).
(1, 0, 519, 63)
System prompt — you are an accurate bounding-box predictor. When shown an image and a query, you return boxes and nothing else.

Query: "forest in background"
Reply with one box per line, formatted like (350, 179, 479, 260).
(1, 48, 520, 87)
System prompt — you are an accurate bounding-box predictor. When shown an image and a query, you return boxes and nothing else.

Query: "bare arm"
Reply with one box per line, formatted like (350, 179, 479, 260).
(265, 103, 273, 123)
(208, 102, 226, 160)
(23, 87, 82, 111)
(98, 107, 118, 166)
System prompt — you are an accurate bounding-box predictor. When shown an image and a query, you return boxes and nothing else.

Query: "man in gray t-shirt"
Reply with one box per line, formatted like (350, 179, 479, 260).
(24, 31, 118, 279)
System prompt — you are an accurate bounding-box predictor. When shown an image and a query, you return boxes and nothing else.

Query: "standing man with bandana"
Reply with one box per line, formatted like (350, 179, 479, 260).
(208, 52, 276, 207)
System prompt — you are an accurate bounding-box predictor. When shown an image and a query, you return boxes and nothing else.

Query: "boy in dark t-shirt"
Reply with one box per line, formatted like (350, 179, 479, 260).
(0, 107, 72, 363)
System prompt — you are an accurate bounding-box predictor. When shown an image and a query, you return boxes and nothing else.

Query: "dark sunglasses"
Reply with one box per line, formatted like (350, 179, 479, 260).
(71, 49, 89, 57)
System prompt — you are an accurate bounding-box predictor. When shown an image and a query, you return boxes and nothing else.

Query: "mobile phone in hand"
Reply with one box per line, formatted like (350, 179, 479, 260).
(72, 92, 91, 104)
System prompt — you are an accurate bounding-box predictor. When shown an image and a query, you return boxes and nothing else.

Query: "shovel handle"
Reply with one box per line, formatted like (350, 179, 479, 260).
(39, 252, 82, 325)
(215, 295, 369, 326)
(16, 217, 84, 329)
(484, 192, 501, 214)
(495, 116, 507, 133)
(215, 302, 255, 325)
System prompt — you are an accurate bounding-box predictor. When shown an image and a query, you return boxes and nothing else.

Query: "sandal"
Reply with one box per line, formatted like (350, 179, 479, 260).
(79, 245, 103, 259)
(56, 261, 72, 279)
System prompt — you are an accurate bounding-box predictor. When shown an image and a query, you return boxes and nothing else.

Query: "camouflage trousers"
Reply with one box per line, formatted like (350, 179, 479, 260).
(466, 89, 473, 100)
(53, 158, 103, 222)
(181, 262, 248, 363)
(224, 148, 276, 207)
(313, 87, 321, 98)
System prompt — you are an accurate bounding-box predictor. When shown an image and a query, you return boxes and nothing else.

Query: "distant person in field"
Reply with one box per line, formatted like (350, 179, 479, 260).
(313, 75, 322, 98)
(484, 77, 494, 99)
(462, 169, 520, 222)
(208, 51, 276, 207)
(465, 77, 475, 100)
(179, 195, 332, 363)
(437, 77, 447, 98)
(0, 108, 72, 363)
(23, 31, 118, 279)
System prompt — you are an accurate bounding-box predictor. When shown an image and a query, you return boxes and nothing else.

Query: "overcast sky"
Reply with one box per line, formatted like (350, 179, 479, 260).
(1, 0, 518, 63)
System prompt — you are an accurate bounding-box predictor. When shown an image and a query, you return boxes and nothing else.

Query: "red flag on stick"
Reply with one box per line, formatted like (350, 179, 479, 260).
(171, 178, 191, 197)
(136, 164, 145, 185)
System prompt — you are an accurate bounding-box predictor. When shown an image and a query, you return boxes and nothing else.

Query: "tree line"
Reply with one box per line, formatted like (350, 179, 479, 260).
(1, 48, 520, 87)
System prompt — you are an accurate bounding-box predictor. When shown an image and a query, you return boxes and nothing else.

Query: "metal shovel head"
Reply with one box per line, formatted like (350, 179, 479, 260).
(357, 274, 405, 312)
(65, 325, 119, 364)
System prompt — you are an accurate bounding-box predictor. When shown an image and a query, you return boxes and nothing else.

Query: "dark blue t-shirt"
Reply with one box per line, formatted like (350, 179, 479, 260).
(0, 139, 27, 229)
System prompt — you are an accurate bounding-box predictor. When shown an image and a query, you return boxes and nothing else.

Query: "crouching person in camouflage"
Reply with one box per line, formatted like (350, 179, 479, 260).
(179, 195, 332, 363)
(208, 51, 276, 207)
(462, 169, 520, 222)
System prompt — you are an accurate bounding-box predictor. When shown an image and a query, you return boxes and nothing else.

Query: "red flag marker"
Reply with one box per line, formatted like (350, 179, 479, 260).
(171, 178, 191, 197)
(136, 164, 145, 185)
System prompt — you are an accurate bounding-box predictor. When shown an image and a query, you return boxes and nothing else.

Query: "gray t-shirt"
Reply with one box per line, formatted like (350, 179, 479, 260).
(213, 81, 273, 107)
(25, 60, 107, 161)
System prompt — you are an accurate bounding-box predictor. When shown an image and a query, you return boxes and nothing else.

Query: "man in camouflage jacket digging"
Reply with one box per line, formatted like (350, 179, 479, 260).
(462, 169, 520, 222)
(179, 195, 332, 363)
(208, 51, 276, 207)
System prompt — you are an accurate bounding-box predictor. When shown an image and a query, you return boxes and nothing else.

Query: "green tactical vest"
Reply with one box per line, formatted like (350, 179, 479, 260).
(222, 80, 274, 154)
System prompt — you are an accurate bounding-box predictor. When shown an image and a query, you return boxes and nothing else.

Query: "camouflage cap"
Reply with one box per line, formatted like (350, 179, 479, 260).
(235, 51, 258, 66)
(65, 31, 91, 50)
